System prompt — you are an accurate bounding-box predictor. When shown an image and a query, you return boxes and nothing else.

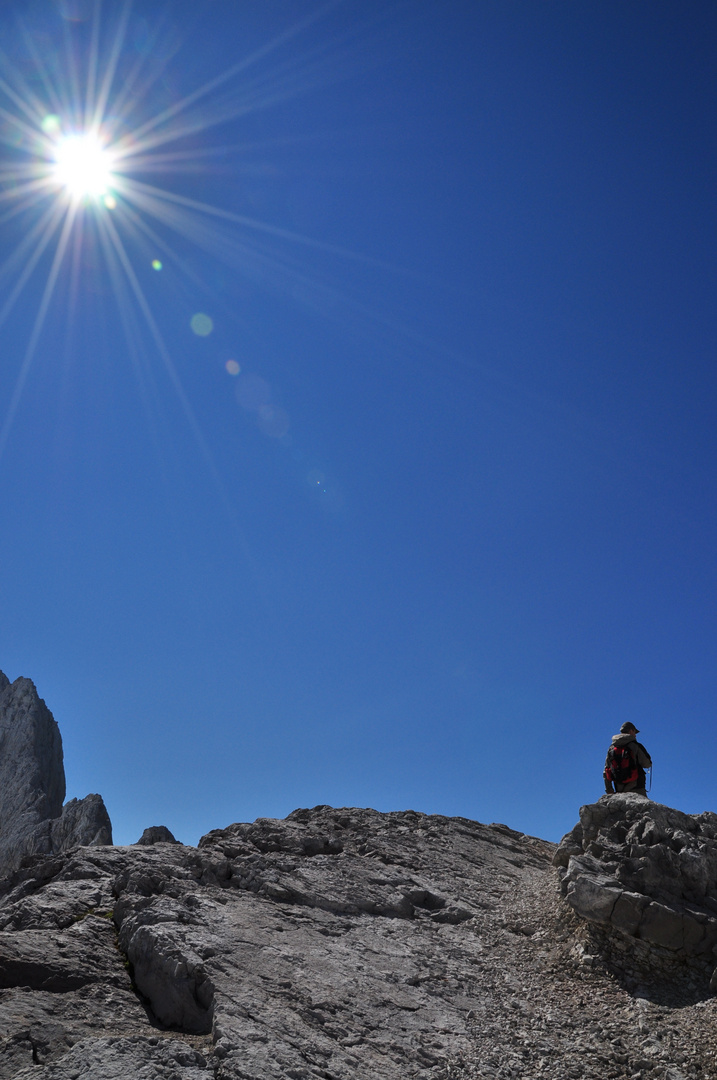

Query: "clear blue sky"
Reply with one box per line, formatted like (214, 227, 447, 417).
(0, 1, 715, 846)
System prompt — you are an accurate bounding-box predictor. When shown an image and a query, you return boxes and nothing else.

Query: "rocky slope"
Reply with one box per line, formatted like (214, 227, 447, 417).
(2, 803, 717, 1079)
(2, 671, 717, 1079)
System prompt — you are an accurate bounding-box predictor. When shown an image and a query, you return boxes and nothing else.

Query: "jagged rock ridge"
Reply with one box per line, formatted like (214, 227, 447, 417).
(0, 672, 112, 880)
(3, 671, 717, 1078)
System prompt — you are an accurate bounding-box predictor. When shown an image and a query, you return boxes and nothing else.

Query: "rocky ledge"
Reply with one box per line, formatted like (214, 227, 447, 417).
(555, 794, 717, 995)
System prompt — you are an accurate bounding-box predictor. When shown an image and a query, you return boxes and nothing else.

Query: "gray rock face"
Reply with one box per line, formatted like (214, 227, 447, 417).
(0, 676, 64, 849)
(4, 803, 717, 1078)
(10, 670, 717, 1075)
(11, 1038, 212, 1080)
(0, 807, 556, 1078)
(136, 826, 179, 845)
(555, 794, 717, 985)
(50, 795, 112, 852)
(0, 672, 112, 878)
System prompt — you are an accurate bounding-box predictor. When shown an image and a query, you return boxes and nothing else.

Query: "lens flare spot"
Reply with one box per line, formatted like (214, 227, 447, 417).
(235, 373, 270, 411)
(53, 132, 115, 199)
(257, 404, 290, 438)
(225, 359, 240, 375)
(103, 194, 117, 209)
(152, 259, 163, 271)
(190, 312, 213, 336)
(41, 114, 61, 135)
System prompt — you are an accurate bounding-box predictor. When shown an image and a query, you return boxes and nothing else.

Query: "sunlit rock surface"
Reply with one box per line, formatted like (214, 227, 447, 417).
(0, 672, 112, 880)
(136, 825, 179, 846)
(0, 807, 558, 1079)
(556, 794, 717, 992)
(4, 800, 717, 1078)
(4, 672, 717, 1078)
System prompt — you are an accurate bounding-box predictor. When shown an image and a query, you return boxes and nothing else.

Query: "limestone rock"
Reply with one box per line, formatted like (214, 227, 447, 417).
(0, 676, 65, 858)
(0, 808, 556, 1077)
(0, 914, 129, 992)
(10, 1037, 213, 1080)
(8, 669, 717, 1075)
(0, 672, 112, 879)
(555, 794, 717, 972)
(136, 826, 179, 845)
(51, 795, 113, 850)
(4, 802, 717, 1078)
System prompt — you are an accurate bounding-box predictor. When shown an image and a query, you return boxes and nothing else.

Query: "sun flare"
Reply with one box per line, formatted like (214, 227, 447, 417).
(0, 2, 344, 467)
(52, 132, 116, 201)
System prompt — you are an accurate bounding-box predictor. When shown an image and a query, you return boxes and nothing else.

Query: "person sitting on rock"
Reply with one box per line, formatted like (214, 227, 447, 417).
(604, 722, 652, 796)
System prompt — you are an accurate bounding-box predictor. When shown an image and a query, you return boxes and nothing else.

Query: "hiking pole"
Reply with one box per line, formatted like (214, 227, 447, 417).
(647, 766, 652, 792)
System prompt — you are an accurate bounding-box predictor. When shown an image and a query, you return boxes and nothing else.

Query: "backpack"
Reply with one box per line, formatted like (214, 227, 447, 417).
(606, 744, 639, 786)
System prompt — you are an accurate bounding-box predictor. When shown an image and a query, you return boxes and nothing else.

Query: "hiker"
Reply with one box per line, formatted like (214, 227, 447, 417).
(604, 722, 652, 796)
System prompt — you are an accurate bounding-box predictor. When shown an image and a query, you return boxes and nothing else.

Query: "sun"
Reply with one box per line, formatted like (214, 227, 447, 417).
(0, 2, 346, 466)
(52, 131, 116, 201)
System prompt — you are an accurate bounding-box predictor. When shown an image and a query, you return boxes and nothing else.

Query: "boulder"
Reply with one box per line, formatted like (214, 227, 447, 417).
(555, 795, 717, 969)
(136, 825, 179, 845)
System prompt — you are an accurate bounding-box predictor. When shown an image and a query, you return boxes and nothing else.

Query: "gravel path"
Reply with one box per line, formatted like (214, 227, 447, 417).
(439, 848, 717, 1080)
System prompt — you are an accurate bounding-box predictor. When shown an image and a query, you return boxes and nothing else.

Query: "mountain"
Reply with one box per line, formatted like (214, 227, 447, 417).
(1, 671, 717, 1079)
(0, 674, 111, 881)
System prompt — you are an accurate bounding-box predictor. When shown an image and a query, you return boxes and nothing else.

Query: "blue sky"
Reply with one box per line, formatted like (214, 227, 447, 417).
(0, 1, 715, 846)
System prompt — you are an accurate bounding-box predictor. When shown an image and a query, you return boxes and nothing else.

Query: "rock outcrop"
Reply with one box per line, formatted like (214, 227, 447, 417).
(0, 673, 112, 879)
(136, 826, 179, 845)
(3, 802, 717, 1078)
(555, 794, 717, 994)
(5, 670, 717, 1078)
(0, 806, 560, 1078)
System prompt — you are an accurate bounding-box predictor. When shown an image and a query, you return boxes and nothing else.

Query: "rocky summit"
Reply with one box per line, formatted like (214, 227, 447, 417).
(3, 674, 717, 1078)
(555, 794, 717, 993)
